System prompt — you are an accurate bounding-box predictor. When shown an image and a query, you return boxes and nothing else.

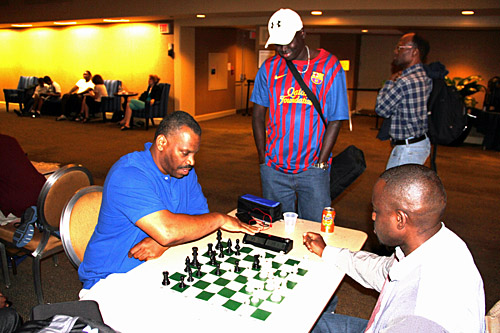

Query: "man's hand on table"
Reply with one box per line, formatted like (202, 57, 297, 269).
(220, 215, 267, 235)
(128, 237, 169, 261)
(303, 232, 326, 257)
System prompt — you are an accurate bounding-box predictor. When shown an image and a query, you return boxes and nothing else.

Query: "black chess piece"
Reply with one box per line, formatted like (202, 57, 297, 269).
(226, 238, 233, 255)
(162, 271, 170, 286)
(252, 254, 261, 270)
(218, 248, 225, 258)
(234, 260, 241, 273)
(187, 269, 194, 282)
(215, 230, 223, 250)
(191, 247, 199, 266)
(195, 267, 202, 278)
(179, 276, 186, 289)
(235, 239, 241, 256)
(207, 243, 213, 256)
(184, 257, 191, 272)
(210, 252, 217, 265)
(215, 262, 221, 276)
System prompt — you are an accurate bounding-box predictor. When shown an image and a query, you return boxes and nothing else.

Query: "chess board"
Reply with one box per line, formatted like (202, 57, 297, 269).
(159, 235, 314, 323)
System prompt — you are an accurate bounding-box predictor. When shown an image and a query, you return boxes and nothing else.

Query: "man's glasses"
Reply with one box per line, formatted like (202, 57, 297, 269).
(395, 45, 414, 52)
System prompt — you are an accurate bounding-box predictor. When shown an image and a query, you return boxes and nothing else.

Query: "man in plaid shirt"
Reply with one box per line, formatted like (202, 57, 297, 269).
(376, 33, 432, 170)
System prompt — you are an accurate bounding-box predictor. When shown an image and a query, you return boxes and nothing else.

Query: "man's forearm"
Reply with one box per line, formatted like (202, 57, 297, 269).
(252, 105, 267, 164)
(318, 120, 342, 163)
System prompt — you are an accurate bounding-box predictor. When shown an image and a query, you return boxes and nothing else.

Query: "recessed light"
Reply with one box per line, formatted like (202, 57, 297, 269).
(311, 11, 323, 16)
(54, 21, 77, 25)
(196, 14, 206, 19)
(361, 29, 368, 33)
(103, 19, 130, 23)
(461, 10, 475, 15)
(11, 24, 33, 27)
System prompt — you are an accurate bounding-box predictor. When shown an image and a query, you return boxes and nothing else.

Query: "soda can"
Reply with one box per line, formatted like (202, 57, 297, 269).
(321, 207, 335, 233)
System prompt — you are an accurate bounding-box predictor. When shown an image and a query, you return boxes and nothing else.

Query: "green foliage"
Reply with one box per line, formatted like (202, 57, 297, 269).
(445, 75, 486, 108)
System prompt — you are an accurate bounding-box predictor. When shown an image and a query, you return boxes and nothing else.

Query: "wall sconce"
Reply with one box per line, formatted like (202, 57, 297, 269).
(168, 43, 174, 58)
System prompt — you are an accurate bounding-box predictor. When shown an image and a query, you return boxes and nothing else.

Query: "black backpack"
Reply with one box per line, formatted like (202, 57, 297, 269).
(427, 78, 467, 146)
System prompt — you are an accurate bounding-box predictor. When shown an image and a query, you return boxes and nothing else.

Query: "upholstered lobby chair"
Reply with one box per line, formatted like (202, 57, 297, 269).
(131, 83, 170, 130)
(99, 80, 122, 122)
(3, 76, 38, 112)
(0, 164, 93, 304)
(60, 185, 103, 268)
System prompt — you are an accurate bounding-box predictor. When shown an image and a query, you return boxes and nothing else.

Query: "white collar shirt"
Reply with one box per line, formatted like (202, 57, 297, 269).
(322, 223, 485, 332)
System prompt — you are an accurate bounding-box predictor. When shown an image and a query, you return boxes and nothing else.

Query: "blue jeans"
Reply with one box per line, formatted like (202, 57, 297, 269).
(311, 295, 368, 333)
(311, 313, 368, 333)
(386, 137, 430, 170)
(260, 164, 331, 222)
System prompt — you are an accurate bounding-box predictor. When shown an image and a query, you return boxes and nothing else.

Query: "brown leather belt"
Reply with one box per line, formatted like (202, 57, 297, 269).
(391, 134, 427, 146)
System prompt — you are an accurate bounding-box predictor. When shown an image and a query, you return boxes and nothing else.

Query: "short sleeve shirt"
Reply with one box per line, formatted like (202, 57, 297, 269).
(78, 143, 209, 289)
(75, 79, 95, 94)
(250, 49, 349, 173)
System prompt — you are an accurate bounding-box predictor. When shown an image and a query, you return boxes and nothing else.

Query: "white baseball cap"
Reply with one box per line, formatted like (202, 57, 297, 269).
(265, 8, 303, 48)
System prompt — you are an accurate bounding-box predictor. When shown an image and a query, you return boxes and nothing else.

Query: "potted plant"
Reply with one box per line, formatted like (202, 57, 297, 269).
(445, 75, 486, 108)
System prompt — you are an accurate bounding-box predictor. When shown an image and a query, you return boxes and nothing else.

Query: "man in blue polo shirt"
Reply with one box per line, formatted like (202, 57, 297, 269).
(79, 111, 263, 290)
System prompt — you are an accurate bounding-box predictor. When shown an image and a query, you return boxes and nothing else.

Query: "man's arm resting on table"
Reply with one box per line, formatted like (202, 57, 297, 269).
(136, 210, 263, 248)
(252, 104, 267, 165)
(303, 232, 392, 292)
(318, 120, 342, 164)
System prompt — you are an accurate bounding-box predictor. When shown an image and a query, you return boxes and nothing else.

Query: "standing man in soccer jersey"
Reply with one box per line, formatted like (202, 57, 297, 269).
(251, 8, 349, 222)
(375, 33, 433, 170)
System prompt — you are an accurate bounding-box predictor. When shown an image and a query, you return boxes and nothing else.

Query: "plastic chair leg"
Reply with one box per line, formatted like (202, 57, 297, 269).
(0, 242, 11, 288)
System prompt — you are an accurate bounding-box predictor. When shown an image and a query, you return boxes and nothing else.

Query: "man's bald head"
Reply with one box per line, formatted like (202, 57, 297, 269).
(380, 164, 447, 227)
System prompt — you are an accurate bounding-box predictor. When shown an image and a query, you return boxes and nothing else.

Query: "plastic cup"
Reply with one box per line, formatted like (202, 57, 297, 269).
(283, 212, 298, 233)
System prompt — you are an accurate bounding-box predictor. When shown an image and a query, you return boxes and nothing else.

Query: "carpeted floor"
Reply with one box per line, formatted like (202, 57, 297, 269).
(1, 106, 499, 325)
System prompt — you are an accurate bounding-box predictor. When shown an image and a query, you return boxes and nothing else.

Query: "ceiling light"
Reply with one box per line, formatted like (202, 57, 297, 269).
(196, 14, 206, 19)
(54, 21, 77, 25)
(311, 11, 323, 16)
(11, 24, 33, 27)
(361, 29, 368, 33)
(461, 10, 475, 15)
(103, 19, 130, 23)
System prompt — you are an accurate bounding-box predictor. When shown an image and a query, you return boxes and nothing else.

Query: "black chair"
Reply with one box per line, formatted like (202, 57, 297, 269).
(131, 83, 170, 130)
(99, 80, 122, 122)
(31, 300, 104, 323)
(484, 76, 500, 112)
(3, 76, 38, 112)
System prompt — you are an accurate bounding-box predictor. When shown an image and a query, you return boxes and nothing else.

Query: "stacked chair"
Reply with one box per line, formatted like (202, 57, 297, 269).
(0, 164, 93, 304)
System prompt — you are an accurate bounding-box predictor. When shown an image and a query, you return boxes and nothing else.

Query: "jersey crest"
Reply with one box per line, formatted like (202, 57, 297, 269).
(311, 71, 324, 85)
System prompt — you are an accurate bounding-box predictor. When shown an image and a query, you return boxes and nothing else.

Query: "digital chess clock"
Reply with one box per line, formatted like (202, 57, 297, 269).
(242, 232, 293, 254)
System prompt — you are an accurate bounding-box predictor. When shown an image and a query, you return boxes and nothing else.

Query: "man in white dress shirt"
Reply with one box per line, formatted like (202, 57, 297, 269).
(304, 164, 485, 332)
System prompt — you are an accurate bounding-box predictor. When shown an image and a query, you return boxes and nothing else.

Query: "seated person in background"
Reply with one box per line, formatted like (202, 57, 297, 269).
(77, 74, 108, 123)
(119, 74, 161, 131)
(15, 78, 47, 117)
(0, 134, 46, 219)
(78, 111, 264, 291)
(304, 164, 485, 333)
(57, 70, 94, 121)
(39, 76, 62, 113)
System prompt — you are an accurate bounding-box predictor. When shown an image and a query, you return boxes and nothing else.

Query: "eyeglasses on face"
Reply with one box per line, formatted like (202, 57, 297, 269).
(395, 45, 414, 52)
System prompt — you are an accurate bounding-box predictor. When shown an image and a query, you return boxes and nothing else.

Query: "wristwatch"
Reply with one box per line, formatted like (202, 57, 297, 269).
(313, 162, 329, 170)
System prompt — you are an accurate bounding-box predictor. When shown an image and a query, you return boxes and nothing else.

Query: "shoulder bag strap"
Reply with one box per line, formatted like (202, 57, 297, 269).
(285, 59, 327, 127)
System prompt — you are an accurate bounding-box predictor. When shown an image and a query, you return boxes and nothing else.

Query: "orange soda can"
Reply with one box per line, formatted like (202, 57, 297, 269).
(321, 207, 335, 233)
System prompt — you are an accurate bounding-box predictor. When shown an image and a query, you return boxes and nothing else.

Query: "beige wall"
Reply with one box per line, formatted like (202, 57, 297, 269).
(194, 27, 237, 116)
(0, 22, 174, 111)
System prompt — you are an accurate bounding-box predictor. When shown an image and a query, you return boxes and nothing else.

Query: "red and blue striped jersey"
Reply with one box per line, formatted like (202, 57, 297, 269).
(251, 49, 349, 174)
